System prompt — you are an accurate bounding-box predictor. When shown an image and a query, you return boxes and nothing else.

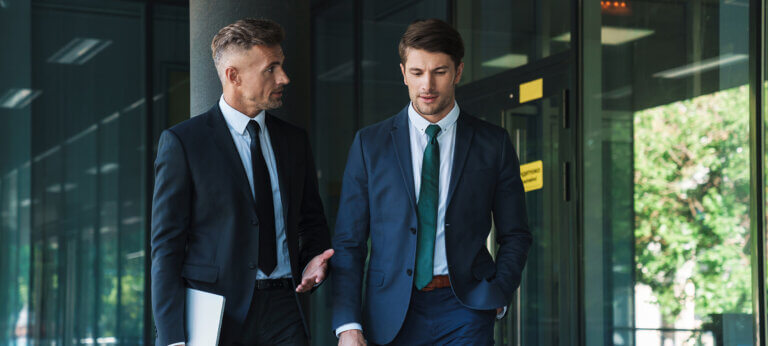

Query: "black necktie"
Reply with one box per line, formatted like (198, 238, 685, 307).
(246, 120, 277, 276)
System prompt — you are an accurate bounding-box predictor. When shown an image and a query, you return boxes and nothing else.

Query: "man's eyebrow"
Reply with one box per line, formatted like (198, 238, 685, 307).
(408, 66, 449, 72)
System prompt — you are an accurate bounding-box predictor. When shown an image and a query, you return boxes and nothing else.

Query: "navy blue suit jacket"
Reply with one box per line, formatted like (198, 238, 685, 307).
(330, 106, 532, 344)
(150, 105, 330, 345)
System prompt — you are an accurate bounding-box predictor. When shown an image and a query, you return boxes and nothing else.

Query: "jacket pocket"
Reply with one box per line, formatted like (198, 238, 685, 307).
(472, 249, 497, 281)
(181, 263, 219, 283)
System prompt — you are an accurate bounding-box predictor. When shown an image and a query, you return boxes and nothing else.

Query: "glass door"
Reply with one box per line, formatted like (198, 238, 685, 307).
(457, 53, 577, 346)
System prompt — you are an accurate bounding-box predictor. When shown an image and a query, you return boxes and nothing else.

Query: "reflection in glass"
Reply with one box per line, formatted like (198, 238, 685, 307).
(0, 0, 189, 344)
(583, 0, 753, 345)
(360, 0, 448, 126)
(502, 95, 566, 345)
(455, 0, 570, 85)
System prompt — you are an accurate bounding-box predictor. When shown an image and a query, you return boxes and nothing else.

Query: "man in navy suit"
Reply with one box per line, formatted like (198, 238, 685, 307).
(331, 19, 532, 345)
(151, 18, 332, 346)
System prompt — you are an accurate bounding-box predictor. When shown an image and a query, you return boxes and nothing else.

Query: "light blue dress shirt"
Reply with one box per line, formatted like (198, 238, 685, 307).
(219, 95, 292, 280)
(167, 97, 296, 345)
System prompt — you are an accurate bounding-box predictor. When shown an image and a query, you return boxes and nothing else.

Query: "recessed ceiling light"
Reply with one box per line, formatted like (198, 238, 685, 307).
(47, 38, 112, 65)
(653, 53, 748, 79)
(553, 26, 654, 45)
(0, 88, 42, 109)
(482, 54, 529, 69)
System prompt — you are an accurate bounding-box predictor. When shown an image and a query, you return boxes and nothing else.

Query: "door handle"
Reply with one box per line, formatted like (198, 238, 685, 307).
(562, 89, 570, 129)
(563, 161, 571, 202)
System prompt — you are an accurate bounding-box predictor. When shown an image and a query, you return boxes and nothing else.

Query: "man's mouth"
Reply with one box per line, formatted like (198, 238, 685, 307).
(419, 95, 438, 103)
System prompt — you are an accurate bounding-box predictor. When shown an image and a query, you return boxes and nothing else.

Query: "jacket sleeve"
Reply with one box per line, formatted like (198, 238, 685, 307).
(330, 131, 370, 331)
(491, 131, 533, 302)
(297, 130, 332, 274)
(150, 130, 191, 345)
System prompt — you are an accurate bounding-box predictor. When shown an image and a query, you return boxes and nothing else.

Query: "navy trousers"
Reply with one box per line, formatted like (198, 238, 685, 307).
(384, 287, 496, 345)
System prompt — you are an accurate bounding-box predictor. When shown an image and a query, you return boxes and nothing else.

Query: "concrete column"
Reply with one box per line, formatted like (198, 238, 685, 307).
(190, 0, 311, 128)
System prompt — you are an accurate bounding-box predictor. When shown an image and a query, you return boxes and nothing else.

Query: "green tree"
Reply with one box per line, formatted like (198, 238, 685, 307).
(634, 85, 752, 325)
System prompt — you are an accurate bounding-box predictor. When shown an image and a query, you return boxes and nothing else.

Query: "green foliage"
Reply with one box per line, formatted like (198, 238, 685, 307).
(634, 85, 752, 325)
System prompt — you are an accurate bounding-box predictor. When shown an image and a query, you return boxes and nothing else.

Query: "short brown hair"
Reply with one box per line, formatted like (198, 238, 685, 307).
(398, 18, 464, 68)
(211, 18, 285, 68)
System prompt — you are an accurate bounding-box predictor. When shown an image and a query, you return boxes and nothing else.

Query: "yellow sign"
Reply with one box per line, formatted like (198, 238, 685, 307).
(519, 78, 543, 103)
(520, 160, 543, 192)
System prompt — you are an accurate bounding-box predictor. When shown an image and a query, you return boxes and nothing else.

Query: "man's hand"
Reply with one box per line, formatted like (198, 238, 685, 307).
(296, 249, 334, 292)
(338, 330, 366, 346)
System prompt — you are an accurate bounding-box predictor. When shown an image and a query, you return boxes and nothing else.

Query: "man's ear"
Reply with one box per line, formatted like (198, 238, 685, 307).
(454, 61, 464, 85)
(225, 66, 239, 86)
(400, 63, 408, 86)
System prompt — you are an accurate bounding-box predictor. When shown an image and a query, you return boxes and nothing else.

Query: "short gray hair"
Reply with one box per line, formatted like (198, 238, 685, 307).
(211, 18, 285, 69)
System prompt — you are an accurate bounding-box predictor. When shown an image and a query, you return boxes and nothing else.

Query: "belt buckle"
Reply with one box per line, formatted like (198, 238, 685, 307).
(257, 278, 290, 290)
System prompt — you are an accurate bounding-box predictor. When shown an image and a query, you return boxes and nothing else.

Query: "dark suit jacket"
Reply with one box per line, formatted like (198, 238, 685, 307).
(151, 104, 330, 345)
(330, 106, 532, 345)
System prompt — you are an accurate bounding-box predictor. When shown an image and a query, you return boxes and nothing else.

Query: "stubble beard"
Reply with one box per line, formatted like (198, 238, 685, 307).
(257, 97, 283, 111)
(413, 94, 453, 118)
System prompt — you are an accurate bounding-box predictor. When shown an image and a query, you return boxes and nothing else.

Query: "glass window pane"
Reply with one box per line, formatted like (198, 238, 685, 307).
(360, 0, 448, 126)
(455, 0, 570, 85)
(583, 1, 753, 345)
(0, 1, 189, 344)
(0, 0, 32, 344)
(311, 2, 355, 345)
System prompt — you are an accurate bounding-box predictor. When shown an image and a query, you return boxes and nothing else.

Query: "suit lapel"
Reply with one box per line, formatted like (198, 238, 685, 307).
(265, 113, 290, 220)
(446, 113, 474, 206)
(390, 107, 418, 212)
(207, 105, 256, 206)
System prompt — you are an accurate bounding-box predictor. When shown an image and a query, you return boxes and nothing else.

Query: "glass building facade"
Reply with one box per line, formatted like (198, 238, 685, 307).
(1, 0, 767, 345)
(0, 0, 188, 344)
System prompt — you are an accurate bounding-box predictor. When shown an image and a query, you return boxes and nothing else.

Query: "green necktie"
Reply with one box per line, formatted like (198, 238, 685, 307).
(415, 124, 441, 290)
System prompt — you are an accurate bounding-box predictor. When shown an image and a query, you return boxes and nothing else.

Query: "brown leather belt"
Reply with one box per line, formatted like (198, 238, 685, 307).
(420, 275, 451, 291)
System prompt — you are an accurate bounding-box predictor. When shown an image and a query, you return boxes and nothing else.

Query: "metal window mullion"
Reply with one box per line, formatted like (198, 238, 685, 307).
(749, 0, 767, 343)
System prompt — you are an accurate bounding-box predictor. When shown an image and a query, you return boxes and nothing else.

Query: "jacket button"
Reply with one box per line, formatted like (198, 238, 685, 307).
(406, 269, 412, 276)
(445, 224, 451, 228)
(410, 227, 417, 234)
(248, 262, 257, 270)
(251, 218, 258, 225)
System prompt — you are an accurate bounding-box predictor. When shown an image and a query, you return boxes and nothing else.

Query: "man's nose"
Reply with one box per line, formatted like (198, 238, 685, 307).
(421, 73, 435, 93)
(278, 70, 290, 86)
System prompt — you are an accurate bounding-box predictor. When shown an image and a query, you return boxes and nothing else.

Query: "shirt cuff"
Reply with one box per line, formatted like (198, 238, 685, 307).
(335, 323, 363, 338)
(496, 306, 508, 320)
(168, 343, 185, 346)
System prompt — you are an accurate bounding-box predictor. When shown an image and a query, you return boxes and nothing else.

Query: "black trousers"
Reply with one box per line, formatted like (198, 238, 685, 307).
(219, 285, 308, 346)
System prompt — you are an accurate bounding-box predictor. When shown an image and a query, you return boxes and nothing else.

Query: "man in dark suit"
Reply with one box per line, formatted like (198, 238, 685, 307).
(331, 19, 532, 345)
(151, 18, 332, 346)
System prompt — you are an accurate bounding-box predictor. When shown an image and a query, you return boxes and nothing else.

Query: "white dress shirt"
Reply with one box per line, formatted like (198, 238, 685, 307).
(408, 101, 459, 276)
(337, 102, 469, 337)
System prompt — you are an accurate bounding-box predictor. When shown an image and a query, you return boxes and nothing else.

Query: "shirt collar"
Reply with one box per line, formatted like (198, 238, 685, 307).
(407, 100, 460, 135)
(219, 95, 266, 135)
